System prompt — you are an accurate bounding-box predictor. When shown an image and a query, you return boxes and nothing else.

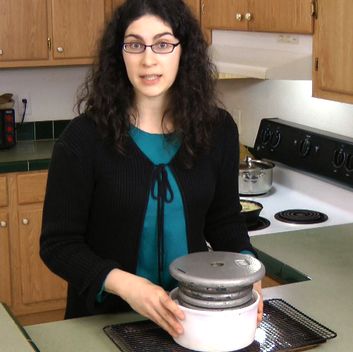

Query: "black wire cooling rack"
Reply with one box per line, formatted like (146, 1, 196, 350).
(103, 298, 337, 352)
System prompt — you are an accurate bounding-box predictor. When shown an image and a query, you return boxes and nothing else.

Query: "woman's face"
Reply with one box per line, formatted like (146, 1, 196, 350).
(122, 15, 182, 104)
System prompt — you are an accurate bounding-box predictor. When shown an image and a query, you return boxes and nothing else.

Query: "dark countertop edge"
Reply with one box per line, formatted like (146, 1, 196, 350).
(0, 159, 51, 173)
(256, 248, 311, 284)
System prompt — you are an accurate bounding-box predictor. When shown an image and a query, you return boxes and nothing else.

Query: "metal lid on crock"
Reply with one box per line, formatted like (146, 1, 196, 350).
(169, 251, 265, 290)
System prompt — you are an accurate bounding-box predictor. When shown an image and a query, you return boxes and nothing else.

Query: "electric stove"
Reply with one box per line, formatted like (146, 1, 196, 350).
(244, 118, 353, 236)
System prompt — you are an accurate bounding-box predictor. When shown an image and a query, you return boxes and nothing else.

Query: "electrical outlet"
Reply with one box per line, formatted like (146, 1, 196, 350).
(277, 34, 299, 44)
(20, 93, 32, 117)
(13, 93, 32, 121)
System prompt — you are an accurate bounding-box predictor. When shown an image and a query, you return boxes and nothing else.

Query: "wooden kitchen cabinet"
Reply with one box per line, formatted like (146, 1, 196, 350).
(51, 0, 108, 60)
(0, 0, 112, 68)
(112, 0, 201, 19)
(201, 0, 313, 34)
(0, 171, 67, 325)
(0, 176, 11, 307)
(0, 0, 49, 62)
(312, 0, 353, 105)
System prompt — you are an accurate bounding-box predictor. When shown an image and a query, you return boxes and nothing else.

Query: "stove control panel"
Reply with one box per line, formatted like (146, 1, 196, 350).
(253, 118, 353, 188)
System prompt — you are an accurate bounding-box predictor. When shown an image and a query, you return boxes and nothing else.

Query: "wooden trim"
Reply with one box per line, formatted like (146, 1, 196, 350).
(0, 176, 8, 207)
(0, 211, 12, 306)
(0, 58, 93, 68)
(18, 309, 65, 326)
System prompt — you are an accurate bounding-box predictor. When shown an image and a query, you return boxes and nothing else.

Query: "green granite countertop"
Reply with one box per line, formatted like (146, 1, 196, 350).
(0, 140, 55, 173)
(17, 223, 352, 352)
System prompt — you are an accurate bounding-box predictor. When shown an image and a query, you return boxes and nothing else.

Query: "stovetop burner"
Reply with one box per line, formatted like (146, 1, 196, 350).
(247, 217, 271, 231)
(274, 209, 328, 224)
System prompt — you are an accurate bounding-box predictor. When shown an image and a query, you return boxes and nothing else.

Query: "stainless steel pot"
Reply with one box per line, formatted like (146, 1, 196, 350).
(239, 157, 275, 195)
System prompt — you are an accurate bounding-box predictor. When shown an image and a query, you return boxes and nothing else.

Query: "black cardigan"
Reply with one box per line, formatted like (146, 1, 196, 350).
(40, 108, 255, 318)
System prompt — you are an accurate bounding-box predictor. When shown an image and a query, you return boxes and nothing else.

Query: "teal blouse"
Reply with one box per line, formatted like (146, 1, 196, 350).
(130, 126, 188, 290)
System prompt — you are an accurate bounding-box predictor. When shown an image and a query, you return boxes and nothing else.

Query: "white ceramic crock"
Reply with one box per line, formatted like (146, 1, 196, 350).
(170, 288, 259, 352)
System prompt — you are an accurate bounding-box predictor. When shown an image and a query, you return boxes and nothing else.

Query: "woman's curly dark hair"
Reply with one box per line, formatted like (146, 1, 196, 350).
(76, 0, 219, 167)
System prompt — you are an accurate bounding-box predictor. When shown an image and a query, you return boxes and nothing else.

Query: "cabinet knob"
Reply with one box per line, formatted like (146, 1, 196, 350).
(0, 220, 7, 228)
(0, 49, 3, 55)
(235, 13, 243, 21)
(245, 12, 253, 21)
(57, 47, 64, 53)
(22, 218, 30, 225)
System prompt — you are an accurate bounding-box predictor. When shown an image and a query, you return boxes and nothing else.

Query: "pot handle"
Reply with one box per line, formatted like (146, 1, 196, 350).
(242, 171, 264, 182)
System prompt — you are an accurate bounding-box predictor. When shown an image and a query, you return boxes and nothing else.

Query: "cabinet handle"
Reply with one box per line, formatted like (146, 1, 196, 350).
(235, 13, 243, 21)
(245, 12, 253, 21)
(0, 220, 7, 228)
(57, 47, 64, 53)
(0, 49, 3, 55)
(22, 218, 30, 225)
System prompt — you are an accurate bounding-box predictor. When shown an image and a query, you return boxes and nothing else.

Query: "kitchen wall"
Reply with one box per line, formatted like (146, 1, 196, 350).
(0, 66, 88, 122)
(1, 67, 353, 146)
(217, 79, 353, 146)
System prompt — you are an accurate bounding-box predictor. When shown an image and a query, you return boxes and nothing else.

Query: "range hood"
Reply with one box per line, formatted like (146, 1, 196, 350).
(209, 31, 313, 80)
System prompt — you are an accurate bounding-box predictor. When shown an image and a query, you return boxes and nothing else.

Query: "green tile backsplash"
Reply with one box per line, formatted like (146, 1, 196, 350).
(54, 120, 70, 139)
(16, 122, 35, 141)
(15, 120, 70, 141)
(36, 121, 54, 140)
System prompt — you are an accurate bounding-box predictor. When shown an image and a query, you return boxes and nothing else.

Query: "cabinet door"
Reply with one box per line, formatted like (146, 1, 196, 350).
(17, 172, 47, 205)
(111, 0, 200, 19)
(112, 0, 124, 9)
(51, 0, 106, 59)
(0, 212, 11, 306)
(201, 0, 313, 34)
(313, 0, 353, 104)
(185, 0, 201, 20)
(17, 206, 67, 307)
(202, 0, 248, 31)
(0, 0, 49, 61)
(0, 176, 8, 207)
(248, 0, 313, 34)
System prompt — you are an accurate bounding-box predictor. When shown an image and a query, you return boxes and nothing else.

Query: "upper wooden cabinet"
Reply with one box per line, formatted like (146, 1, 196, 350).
(312, 0, 353, 105)
(0, 0, 49, 62)
(0, 0, 111, 68)
(185, 0, 201, 19)
(51, 0, 107, 60)
(201, 0, 314, 34)
(112, 0, 201, 20)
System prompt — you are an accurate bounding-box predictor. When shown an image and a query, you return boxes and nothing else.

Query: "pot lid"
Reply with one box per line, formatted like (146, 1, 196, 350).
(240, 157, 275, 170)
(169, 251, 265, 290)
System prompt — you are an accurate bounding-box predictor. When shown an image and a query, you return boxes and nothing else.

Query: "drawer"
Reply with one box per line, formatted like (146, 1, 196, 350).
(17, 172, 48, 205)
(0, 176, 8, 207)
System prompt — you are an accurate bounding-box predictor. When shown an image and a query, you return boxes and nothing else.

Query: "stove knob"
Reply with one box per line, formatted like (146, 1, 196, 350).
(271, 130, 281, 149)
(260, 128, 272, 145)
(299, 138, 311, 157)
(332, 148, 346, 168)
(345, 154, 353, 172)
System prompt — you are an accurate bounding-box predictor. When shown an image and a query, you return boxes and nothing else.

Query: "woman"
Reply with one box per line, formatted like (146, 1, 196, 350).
(40, 0, 262, 338)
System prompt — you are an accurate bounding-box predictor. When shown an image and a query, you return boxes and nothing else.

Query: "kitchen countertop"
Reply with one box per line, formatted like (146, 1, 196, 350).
(14, 223, 351, 352)
(0, 140, 54, 173)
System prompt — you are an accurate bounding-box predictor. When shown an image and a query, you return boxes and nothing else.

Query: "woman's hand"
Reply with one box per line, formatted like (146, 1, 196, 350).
(104, 269, 184, 337)
(253, 280, 263, 325)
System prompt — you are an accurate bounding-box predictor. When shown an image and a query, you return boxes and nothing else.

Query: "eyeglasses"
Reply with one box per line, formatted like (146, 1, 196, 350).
(123, 41, 180, 54)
